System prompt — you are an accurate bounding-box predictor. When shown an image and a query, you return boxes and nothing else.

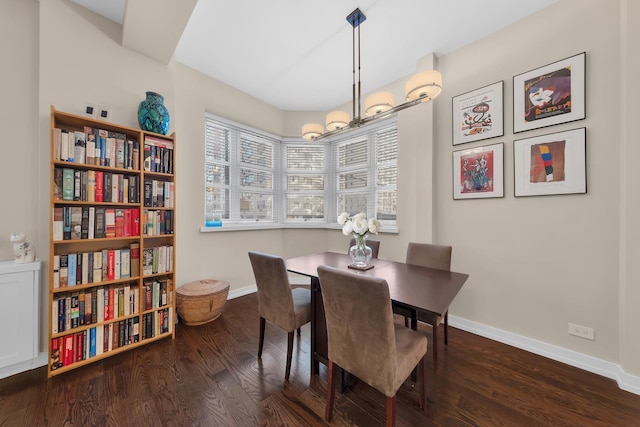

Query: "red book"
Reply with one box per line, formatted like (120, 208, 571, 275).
(104, 324, 110, 351)
(75, 332, 84, 362)
(107, 249, 115, 281)
(132, 208, 140, 236)
(108, 288, 115, 320)
(95, 171, 104, 202)
(115, 208, 125, 237)
(63, 335, 74, 366)
(50, 338, 62, 371)
(123, 209, 132, 236)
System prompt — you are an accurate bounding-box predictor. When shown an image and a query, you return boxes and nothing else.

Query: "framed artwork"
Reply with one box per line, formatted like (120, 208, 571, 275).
(453, 142, 504, 200)
(514, 127, 586, 197)
(513, 52, 585, 133)
(452, 81, 504, 145)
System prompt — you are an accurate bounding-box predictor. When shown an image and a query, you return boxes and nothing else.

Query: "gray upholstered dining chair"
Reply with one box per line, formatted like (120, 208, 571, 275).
(394, 242, 452, 361)
(248, 251, 311, 380)
(317, 265, 427, 427)
(348, 238, 380, 259)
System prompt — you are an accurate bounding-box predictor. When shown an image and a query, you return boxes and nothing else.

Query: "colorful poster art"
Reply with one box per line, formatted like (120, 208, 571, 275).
(514, 128, 586, 197)
(529, 140, 566, 183)
(453, 82, 503, 145)
(513, 53, 585, 133)
(524, 68, 571, 123)
(460, 151, 494, 193)
(452, 143, 504, 200)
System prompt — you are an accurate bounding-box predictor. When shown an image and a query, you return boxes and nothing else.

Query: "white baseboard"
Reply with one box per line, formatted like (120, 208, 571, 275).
(228, 284, 257, 300)
(0, 352, 47, 380)
(449, 315, 640, 396)
(225, 286, 640, 396)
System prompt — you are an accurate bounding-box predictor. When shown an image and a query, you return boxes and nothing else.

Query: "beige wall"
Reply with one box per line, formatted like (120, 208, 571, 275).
(3, 0, 639, 383)
(436, 0, 629, 368)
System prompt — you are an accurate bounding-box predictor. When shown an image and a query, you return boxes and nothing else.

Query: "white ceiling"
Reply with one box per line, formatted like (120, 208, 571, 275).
(70, 0, 559, 111)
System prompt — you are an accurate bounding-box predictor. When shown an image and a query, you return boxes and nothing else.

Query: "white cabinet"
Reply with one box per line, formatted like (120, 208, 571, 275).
(0, 260, 42, 378)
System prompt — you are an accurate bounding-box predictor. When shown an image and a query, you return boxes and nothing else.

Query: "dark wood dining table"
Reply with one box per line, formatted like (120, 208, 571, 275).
(285, 251, 469, 377)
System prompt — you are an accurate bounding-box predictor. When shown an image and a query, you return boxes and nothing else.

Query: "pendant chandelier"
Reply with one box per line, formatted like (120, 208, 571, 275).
(302, 7, 442, 141)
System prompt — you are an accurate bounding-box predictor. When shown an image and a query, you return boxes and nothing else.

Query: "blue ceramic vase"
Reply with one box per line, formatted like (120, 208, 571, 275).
(138, 91, 170, 135)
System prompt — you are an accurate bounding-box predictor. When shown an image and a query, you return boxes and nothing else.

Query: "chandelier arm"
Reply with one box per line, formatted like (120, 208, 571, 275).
(311, 95, 432, 141)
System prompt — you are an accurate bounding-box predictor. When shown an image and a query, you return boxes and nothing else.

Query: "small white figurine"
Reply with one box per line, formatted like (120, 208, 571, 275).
(10, 233, 36, 264)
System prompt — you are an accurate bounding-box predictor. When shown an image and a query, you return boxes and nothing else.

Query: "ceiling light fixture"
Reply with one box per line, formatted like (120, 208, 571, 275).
(302, 7, 442, 141)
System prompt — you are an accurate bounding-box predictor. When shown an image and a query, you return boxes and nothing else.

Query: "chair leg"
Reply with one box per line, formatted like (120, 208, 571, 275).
(404, 316, 409, 328)
(325, 360, 338, 422)
(432, 324, 438, 363)
(444, 312, 448, 345)
(258, 317, 266, 358)
(386, 395, 396, 427)
(419, 354, 426, 410)
(297, 327, 301, 336)
(285, 331, 294, 380)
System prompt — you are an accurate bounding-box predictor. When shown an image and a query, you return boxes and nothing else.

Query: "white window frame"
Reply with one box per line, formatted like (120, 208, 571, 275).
(202, 113, 398, 232)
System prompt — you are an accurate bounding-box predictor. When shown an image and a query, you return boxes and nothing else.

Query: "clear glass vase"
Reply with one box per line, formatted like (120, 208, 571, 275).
(349, 234, 372, 267)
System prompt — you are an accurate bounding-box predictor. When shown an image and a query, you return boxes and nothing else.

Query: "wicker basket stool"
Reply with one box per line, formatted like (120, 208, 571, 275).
(176, 279, 230, 326)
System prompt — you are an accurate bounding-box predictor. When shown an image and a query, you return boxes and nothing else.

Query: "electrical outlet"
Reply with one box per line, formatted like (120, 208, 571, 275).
(568, 323, 595, 340)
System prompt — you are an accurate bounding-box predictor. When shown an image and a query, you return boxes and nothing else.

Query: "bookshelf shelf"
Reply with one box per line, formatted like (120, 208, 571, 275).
(48, 106, 176, 377)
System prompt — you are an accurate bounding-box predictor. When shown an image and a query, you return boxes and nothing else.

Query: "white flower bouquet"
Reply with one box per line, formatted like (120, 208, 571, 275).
(337, 212, 381, 238)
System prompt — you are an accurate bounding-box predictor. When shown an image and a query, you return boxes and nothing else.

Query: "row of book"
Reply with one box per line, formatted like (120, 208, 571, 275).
(52, 283, 139, 333)
(144, 136, 174, 174)
(50, 308, 172, 371)
(143, 179, 174, 208)
(54, 167, 141, 204)
(52, 243, 140, 288)
(142, 245, 173, 275)
(144, 210, 174, 236)
(142, 278, 173, 311)
(52, 206, 140, 241)
(53, 126, 140, 170)
(51, 317, 139, 370)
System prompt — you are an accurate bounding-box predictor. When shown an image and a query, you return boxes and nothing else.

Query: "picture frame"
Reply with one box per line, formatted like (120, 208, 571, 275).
(513, 52, 585, 133)
(453, 142, 504, 200)
(514, 127, 586, 197)
(452, 81, 504, 145)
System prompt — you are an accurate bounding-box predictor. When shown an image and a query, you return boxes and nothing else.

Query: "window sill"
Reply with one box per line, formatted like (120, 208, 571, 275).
(199, 223, 399, 234)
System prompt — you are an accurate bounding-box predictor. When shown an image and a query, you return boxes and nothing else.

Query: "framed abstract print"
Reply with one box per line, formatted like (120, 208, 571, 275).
(513, 52, 585, 133)
(452, 81, 504, 145)
(514, 127, 586, 197)
(453, 142, 504, 199)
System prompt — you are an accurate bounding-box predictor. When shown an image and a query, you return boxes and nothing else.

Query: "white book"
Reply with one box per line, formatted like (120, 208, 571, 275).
(88, 206, 95, 239)
(114, 249, 121, 280)
(52, 300, 58, 334)
(96, 325, 103, 356)
(120, 249, 130, 278)
(97, 288, 104, 322)
(61, 130, 69, 161)
(82, 252, 89, 284)
(124, 285, 131, 316)
(108, 323, 113, 352)
(53, 255, 60, 289)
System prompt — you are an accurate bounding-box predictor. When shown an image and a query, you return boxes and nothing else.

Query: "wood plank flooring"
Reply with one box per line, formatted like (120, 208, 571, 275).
(1, 293, 639, 426)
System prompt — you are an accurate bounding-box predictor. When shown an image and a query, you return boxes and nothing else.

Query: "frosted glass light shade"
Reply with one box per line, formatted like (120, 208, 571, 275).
(326, 111, 350, 131)
(302, 123, 324, 141)
(405, 70, 442, 102)
(365, 92, 394, 116)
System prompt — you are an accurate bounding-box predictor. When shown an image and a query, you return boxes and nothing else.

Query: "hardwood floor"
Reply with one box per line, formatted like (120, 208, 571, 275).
(2, 293, 639, 426)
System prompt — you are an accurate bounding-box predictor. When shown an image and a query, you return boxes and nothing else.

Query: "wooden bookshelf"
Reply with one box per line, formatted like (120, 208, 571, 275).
(48, 106, 176, 377)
